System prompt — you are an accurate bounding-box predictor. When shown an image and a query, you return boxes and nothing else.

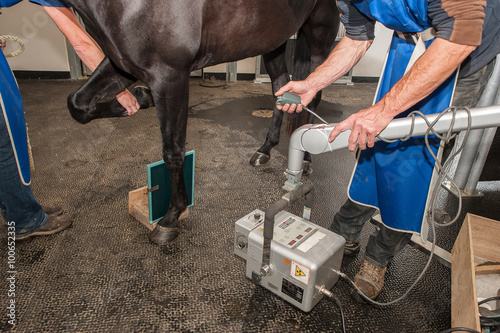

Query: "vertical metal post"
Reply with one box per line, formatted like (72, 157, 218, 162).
(464, 77, 500, 194)
(226, 62, 237, 83)
(453, 55, 500, 192)
(66, 39, 82, 80)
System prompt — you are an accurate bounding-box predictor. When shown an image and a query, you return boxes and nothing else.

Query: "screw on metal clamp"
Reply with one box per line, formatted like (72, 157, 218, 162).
(260, 264, 273, 276)
(315, 285, 333, 298)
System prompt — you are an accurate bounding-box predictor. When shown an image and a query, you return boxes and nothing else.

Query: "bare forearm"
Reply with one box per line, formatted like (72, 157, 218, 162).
(329, 37, 476, 151)
(43, 6, 104, 71)
(377, 38, 476, 118)
(43, 6, 141, 114)
(306, 36, 372, 93)
(276, 36, 372, 111)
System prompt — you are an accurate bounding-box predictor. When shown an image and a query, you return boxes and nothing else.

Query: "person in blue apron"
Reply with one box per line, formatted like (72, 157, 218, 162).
(1, 0, 72, 239)
(277, 0, 500, 300)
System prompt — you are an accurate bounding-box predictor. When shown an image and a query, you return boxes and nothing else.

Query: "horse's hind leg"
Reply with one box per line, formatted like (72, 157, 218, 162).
(67, 57, 150, 124)
(250, 43, 289, 166)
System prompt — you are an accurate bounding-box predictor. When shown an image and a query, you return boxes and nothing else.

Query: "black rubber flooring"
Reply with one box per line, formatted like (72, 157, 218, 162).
(0, 78, 499, 332)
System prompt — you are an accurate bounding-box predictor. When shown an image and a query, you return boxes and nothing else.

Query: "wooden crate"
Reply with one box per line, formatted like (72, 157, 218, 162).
(451, 213, 500, 331)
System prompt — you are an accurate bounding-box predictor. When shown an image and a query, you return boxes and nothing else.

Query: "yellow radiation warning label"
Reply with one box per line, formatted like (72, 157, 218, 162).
(290, 261, 310, 285)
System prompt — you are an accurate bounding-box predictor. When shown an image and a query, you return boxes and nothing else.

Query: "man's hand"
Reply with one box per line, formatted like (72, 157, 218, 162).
(275, 80, 317, 113)
(329, 103, 394, 152)
(116, 90, 140, 116)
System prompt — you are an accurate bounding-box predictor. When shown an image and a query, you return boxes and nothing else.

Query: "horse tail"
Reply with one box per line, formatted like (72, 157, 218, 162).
(286, 28, 311, 136)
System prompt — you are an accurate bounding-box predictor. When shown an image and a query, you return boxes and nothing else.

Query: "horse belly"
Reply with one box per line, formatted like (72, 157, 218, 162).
(192, 0, 316, 70)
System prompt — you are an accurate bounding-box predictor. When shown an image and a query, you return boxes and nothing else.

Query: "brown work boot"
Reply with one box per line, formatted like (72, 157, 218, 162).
(41, 204, 63, 216)
(17, 214, 72, 240)
(344, 240, 360, 256)
(352, 259, 387, 301)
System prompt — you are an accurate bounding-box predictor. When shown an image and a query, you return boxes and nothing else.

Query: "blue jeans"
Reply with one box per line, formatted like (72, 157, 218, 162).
(0, 109, 47, 237)
(330, 58, 496, 268)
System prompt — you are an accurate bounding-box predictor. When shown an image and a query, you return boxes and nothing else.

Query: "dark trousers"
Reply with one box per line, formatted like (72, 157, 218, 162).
(0, 110, 46, 236)
(330, 58, 496, 268)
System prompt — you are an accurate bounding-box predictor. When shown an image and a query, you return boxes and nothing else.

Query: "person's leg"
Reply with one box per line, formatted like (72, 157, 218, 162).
(0, 111, 46, 236)
(0, 108, 72, 239)
(453, 58, 496, 108)
(352, 224, 412, 300)
(330, 198, 377, 254)
(364, 224, 413, 268)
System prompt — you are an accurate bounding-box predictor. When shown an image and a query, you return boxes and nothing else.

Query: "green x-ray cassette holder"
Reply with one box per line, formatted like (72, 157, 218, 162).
(147, 150, 195, 224)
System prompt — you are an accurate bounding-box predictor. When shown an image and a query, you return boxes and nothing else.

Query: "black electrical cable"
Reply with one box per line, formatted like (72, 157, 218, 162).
(478, 295, 500, 308)
(437, 328, 481, 333)
(325, 293, 346, 333)
(479, 296, 500, 332)
(438, 297, 500, 333)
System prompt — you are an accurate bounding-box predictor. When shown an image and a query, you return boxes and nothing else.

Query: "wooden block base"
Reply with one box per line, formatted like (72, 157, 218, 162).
(128, 186, 156, 231)
(128, 187, 190, 231)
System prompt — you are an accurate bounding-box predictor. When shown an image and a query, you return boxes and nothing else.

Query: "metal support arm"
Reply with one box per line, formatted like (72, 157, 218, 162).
(284, 106, 500, 190)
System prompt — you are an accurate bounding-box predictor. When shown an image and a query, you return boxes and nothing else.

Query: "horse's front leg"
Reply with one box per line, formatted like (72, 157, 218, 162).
(67, 57, 152, 124)
(149, 73, 190, 246)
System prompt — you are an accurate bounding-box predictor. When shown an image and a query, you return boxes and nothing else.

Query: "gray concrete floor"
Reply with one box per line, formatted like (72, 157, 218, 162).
(0, 78, 499, 332)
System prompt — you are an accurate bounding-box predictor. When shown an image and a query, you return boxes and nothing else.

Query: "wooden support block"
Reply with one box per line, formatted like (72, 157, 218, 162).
(128, 186, 156, 231)
(451, 214, 500, 331)
(128, 186, 190, 232)
(475, 264, 500, 276)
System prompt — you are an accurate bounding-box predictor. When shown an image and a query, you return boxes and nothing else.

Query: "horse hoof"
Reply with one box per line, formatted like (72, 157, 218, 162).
(149, 225, 180, 245)
(133, 85, 155, 109)
(179, 208, 189, 221)
(250, 152, 270, 166)
(303, 161, 312, 175)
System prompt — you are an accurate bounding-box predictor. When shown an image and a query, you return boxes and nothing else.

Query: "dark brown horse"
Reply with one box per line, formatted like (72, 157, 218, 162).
(65, 0, 339, 245)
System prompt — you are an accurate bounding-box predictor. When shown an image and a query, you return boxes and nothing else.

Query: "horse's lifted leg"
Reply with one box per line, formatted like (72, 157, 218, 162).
(67, 57, 153, 124)
(250, 43, 289, 166)
(149, 72, 190, 246)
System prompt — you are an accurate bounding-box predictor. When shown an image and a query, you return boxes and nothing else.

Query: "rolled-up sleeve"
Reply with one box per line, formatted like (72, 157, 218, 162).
(337, 0, 376, 41)
(428, 0, 486, 46)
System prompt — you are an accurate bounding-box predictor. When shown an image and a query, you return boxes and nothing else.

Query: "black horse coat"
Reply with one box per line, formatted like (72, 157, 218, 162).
(65, 0, 339, 245)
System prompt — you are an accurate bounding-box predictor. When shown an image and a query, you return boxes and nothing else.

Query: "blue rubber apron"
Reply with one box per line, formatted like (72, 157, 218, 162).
(347, 0, 457, 234)
(1, 50, 31, 185)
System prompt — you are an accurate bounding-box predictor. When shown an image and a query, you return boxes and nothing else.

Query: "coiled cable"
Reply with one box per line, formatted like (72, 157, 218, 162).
(0, 35, 25, 58)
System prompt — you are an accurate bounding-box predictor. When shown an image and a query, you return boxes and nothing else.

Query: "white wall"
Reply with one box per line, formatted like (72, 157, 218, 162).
(204, 58, 256, 75)
(1, 5, 392, 77)
(353, 23, 393, 77)
(2, 1, 69, 71)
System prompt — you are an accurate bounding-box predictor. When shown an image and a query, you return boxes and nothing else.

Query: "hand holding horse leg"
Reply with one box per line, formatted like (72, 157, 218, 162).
(116, 90, 140, 115)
